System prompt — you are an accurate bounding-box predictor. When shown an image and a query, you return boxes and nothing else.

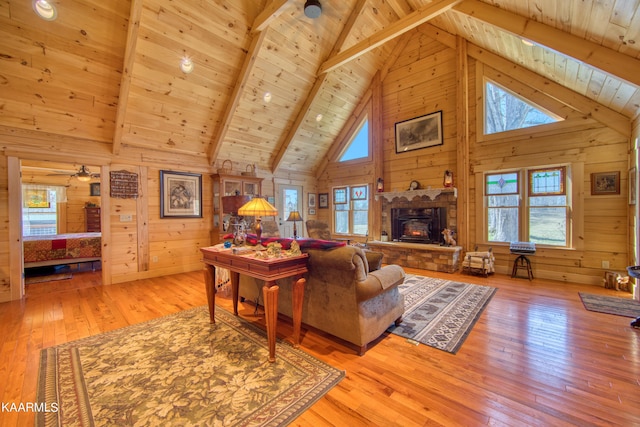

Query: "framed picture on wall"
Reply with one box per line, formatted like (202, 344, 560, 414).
(160, 170, 202, 218)
(319, 193, 329, 209)
(308, 192, 316, 208)
(590, 171, 620, 195)
(395, 110, 443, 153)
(90, 182, 100, 196)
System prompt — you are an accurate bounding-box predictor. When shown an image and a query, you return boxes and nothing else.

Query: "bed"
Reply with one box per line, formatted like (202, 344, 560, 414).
(23, 233, 102, 269)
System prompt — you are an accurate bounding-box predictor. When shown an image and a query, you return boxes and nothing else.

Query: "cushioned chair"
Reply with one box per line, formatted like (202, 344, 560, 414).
(239, 245, 405, 354)
(305, 219, 331, 240)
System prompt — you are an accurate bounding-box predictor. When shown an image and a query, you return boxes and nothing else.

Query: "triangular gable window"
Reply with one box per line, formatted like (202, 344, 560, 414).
(485, 81, 560, 135)
(339, 119, 369, 162)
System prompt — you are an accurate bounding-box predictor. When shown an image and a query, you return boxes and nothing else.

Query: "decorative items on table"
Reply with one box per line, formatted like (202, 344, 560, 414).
(286, 210, 303, 239)
(223, 194, 251, 246)
(238, 196, 278, 249)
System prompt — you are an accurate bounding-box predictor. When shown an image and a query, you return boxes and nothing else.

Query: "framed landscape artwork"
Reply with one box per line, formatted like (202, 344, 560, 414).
(590, 171, 620, 195)
(395, 110, 443, 153)
(160, 170, 202, 218)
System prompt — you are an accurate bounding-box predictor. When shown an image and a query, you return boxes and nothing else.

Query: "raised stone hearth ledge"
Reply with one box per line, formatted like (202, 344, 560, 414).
(375, 187, 457, 202)
(368, 241, 462, 273)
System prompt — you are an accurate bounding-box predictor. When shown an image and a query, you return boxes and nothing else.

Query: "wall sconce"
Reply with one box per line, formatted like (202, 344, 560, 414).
(377, 177, 384, 192)
(443, 170, 454, 188)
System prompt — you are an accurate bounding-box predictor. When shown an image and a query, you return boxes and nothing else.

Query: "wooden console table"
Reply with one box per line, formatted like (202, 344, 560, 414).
(200, 247, 308, 362)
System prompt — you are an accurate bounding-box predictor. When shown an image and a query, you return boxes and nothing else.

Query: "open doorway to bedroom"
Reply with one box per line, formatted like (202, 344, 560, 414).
(20, 159, 103, 289)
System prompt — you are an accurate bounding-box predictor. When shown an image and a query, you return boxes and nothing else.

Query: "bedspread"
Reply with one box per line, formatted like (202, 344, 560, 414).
(23, 233, 102, 265)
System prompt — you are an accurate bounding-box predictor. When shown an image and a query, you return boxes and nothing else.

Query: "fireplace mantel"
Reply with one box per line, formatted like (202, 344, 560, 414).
(374, 187, 457, 202)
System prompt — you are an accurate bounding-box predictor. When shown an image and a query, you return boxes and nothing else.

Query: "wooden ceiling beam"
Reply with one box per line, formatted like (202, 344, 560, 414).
(207, 31, 267, 165)
(385, 0, 413, 18)
(454, 0, 640, 88)
(270, 0, 369, 174)
(252, 0, 290, 34)
(112, 0, 143, 155)
(318, 0, 462, 75)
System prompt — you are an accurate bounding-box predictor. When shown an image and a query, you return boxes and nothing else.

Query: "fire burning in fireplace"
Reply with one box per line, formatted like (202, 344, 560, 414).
(391, 208, 446, 244)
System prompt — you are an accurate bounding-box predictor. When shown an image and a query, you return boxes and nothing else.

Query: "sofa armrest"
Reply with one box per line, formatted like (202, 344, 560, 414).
(356, 264, 405, 302)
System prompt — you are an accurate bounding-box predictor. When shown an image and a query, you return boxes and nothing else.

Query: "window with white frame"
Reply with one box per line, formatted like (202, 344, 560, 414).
(333, 185, 369, 235)
(486, 166, 569, 246)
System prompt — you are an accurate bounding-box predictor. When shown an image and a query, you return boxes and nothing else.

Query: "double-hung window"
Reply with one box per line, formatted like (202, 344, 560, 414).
(486, 166, 569, 247)
(333, 185, 369, 235)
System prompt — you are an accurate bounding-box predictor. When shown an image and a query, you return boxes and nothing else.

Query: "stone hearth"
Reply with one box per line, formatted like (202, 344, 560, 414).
(373, 188, 460, 273)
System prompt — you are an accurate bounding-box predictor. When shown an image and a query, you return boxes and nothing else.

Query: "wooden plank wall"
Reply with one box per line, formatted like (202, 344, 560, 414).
(378, 29, 628, 285)
(0, 156, 9, 301)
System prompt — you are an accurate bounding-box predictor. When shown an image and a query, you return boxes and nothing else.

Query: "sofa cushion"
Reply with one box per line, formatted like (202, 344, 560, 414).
(364, 251, 383, 272)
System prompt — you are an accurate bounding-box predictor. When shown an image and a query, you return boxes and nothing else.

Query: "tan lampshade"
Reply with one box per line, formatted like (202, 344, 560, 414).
(238, 197, 278, 217)
(286, 211, 303, 222)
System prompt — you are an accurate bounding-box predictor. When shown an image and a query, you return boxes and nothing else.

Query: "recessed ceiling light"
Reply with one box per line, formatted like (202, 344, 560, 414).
(315, 113, 323, 122)
(33, 0, 57, 21)
(180, 57, 194, 74)
(521, 38, 535, 47)
(263, 92, 272, 103)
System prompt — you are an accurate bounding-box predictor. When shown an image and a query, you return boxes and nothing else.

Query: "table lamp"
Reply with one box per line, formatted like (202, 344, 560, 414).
(238, 197, 278, 248)
(286, 211, 303, 239)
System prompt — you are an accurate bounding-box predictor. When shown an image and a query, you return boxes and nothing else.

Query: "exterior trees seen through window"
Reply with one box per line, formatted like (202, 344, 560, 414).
(486, 166, 568, 246)
(334, 185, 369, 235)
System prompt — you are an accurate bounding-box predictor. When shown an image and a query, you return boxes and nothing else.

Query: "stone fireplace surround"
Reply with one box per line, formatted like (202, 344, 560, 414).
(369, 188, 461, 273)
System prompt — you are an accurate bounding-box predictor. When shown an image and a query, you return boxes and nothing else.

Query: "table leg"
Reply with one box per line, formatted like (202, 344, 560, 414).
(229, 271, 240, 315)
(203, 264, 216, 324)
(263, 281, 279, 363)
(291, 277, 306, 348)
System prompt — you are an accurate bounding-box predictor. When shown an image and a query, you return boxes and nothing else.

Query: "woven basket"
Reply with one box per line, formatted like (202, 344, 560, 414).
(217, 159, 232, 175)
(241, 164, 256, 177)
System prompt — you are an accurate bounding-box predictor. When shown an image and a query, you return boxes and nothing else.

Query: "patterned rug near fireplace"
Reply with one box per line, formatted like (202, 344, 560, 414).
(36, 306, 344, 426)
(388, 275, 497, 354)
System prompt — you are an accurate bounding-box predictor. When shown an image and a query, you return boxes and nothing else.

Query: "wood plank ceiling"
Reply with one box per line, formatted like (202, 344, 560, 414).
(2, 0, 639, 176)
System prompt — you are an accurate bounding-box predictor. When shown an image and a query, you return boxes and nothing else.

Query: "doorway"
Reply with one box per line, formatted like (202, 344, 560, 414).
(277, 185, 303, 239)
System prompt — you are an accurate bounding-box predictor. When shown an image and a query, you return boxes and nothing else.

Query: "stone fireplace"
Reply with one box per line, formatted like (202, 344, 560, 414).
(391, 207, 446, 244)
(369, 188, 460, 273)
(379, 188, 457, 245)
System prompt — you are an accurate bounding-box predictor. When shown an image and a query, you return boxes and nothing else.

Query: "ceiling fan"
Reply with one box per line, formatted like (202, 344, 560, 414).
(47, 165, 100, 182)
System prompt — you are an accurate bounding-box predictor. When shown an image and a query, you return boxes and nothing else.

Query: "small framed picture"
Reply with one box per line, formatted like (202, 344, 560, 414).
(308, 208, 316, 215)
(308, 192, 316, 208)
(319, 193, 329, 209)
(590, 171, 620, 195)
(90, 182, 100, 196)
(160, 170, 202, 218)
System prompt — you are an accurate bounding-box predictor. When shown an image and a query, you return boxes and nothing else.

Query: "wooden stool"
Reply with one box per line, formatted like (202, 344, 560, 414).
(511, 254, 533, 280)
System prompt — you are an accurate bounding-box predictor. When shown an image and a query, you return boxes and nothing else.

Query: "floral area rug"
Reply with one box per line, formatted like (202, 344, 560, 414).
(388, 275, 497, 354)
(579, 293, 640, 318)
(36, 306, 344, 426)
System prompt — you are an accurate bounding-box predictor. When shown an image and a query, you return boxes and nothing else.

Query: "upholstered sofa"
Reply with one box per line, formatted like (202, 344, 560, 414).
(238, 243, 406, 354)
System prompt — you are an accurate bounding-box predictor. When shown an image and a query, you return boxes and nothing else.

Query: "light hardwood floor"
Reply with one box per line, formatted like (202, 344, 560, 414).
(1, 266, 639, 426)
